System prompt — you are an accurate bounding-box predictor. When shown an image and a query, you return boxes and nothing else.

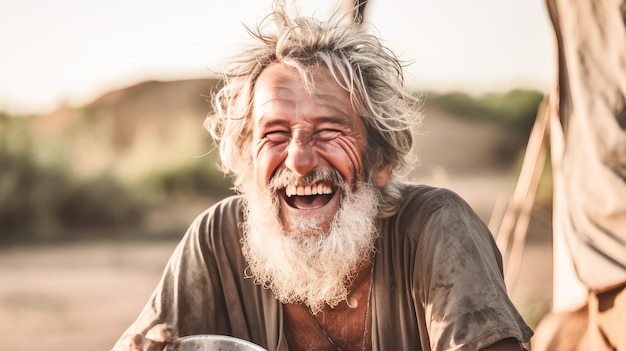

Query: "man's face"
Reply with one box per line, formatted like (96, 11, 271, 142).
(251, 63, 367, 234)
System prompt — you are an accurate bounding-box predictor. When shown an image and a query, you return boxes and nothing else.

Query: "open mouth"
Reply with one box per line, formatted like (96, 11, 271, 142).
(282, 182, 335, 210)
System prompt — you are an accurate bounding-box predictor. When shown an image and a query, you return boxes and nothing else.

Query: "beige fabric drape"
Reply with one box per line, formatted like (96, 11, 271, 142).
(547, 0, 626, 306)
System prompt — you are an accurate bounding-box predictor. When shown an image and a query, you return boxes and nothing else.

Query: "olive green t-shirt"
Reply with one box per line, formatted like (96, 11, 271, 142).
(114, 184, 532, 350)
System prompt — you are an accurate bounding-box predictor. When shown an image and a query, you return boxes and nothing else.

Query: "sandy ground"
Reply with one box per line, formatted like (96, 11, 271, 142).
(1, 192, 553, 351)
(0, 241, 175, 351)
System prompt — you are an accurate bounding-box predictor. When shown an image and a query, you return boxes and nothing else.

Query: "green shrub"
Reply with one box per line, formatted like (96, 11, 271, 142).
(0, 150, 62, 242)
(54, 175, 148, 231)
(142, 160, 234, 200)
(0, 150, 148, 243)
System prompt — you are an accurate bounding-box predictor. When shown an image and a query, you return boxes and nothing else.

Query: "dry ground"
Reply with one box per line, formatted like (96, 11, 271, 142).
(0, 241, 176, 351)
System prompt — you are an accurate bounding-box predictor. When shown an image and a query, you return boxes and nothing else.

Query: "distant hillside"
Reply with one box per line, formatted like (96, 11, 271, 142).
(28, 78, 223, 182)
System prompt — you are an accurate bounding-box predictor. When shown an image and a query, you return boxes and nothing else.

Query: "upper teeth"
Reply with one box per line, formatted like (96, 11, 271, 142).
(286, 183, 333, 197)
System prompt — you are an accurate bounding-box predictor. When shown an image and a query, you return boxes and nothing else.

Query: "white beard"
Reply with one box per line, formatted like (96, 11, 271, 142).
(240, 174, 380, 314)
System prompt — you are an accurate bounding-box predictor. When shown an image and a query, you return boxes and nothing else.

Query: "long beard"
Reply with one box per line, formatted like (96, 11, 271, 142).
(241, 172, 380, 314)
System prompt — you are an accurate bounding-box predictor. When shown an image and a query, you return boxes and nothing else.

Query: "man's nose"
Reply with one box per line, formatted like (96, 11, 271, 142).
(284, 138, 319, 177)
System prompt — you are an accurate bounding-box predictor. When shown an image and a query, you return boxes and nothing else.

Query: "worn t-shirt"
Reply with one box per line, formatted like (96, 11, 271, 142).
(114, 184, 533, 350)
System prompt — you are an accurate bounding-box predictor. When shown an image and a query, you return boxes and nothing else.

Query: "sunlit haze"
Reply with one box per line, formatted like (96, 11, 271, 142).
(0, 0, 554, 114)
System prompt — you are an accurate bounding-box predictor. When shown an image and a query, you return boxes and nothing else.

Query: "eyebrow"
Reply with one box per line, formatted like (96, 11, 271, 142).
(313, 115, 354, 127)
(257, 113, 354, 128)
(255, 115, 288, 130)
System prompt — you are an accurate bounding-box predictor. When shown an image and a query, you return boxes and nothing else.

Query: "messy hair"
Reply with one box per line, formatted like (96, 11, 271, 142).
(205, 1, 421, 217)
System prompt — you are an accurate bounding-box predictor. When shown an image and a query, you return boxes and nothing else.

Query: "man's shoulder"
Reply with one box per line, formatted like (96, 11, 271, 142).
(398, 183, 466, 211)
(173, 195, 246, 258)
(389, 183, 472, 228)
(188, 194, 245, 233)
(198, 194, 244, 217)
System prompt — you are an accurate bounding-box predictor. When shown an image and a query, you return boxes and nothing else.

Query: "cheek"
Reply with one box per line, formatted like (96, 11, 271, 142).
(319, 137, 365, 180)
(253, 142, 286, 185)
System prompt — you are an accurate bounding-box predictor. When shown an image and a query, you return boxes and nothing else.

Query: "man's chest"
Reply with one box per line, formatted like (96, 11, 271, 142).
(282, 301, 372, 351)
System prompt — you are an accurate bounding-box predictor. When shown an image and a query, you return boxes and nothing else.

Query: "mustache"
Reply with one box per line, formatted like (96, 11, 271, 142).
(268, 167, 346, 192)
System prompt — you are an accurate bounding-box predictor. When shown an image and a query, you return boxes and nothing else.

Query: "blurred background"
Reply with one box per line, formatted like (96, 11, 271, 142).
(0, 0, 554, 350)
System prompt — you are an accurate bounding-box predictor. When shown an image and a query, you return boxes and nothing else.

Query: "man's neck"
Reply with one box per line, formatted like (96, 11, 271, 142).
(282, 262, 374, 351)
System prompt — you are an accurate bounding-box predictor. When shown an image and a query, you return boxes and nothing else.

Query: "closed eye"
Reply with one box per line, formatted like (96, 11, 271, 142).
(264, 131, 290, 143)
(315, 129, 342, 141)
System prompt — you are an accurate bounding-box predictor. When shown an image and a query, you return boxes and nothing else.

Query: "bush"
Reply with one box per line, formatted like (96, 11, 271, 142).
(142, 160, 234, 200)
(0, 150, 148, 243)
(55, 175, 148, 232)
(0, 150, 63, 242)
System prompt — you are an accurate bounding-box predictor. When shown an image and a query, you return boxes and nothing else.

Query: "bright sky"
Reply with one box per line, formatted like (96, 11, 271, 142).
(0, 0, 554, 115)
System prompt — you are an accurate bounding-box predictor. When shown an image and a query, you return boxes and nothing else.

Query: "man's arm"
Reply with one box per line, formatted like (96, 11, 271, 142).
(116, 324, 179, 351)
(407, 187, 533, 349)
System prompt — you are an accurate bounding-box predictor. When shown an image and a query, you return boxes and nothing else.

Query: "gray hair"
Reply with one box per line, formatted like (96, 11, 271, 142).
(205, 2, 421, 217)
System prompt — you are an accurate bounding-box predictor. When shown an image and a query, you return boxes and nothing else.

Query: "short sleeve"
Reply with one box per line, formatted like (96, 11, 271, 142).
(413, 190, 533, 350)
(111, 196, 262, 350)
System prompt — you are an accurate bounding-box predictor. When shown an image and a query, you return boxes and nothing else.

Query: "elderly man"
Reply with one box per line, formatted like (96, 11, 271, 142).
(113, 3, 532, 350)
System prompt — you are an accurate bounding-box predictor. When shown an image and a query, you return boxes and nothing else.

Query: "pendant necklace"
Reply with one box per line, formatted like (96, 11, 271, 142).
(309, 261, 375, 351)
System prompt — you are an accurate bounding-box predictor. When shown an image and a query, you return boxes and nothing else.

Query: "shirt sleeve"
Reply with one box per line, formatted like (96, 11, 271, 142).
(111, 196, 264, 350)
(413, 189, 533, 350)
(111, 205, 231, 350)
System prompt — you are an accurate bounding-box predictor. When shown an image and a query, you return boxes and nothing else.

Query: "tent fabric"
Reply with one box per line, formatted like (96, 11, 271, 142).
(549, 0, 626, 292)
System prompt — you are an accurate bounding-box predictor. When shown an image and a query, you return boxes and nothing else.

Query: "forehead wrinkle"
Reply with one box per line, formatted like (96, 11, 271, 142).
(253, 64, 360, 129)
(253, 97, 297, 126)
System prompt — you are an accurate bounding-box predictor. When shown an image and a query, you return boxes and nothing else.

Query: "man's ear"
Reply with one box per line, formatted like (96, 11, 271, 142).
(373, 165, 392, 187)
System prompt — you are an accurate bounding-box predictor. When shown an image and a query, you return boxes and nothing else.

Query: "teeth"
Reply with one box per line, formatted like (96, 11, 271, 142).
(318, 184, 324, 195)
(287, 185, 296, 197)
(285, 183, 332, 197)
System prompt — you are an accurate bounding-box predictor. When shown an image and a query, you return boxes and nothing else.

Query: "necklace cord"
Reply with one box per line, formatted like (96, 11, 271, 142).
(309, 263, 375, 351)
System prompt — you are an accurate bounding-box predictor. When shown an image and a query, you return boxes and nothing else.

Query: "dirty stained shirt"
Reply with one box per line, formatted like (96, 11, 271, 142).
(115, 184, 532, 351)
